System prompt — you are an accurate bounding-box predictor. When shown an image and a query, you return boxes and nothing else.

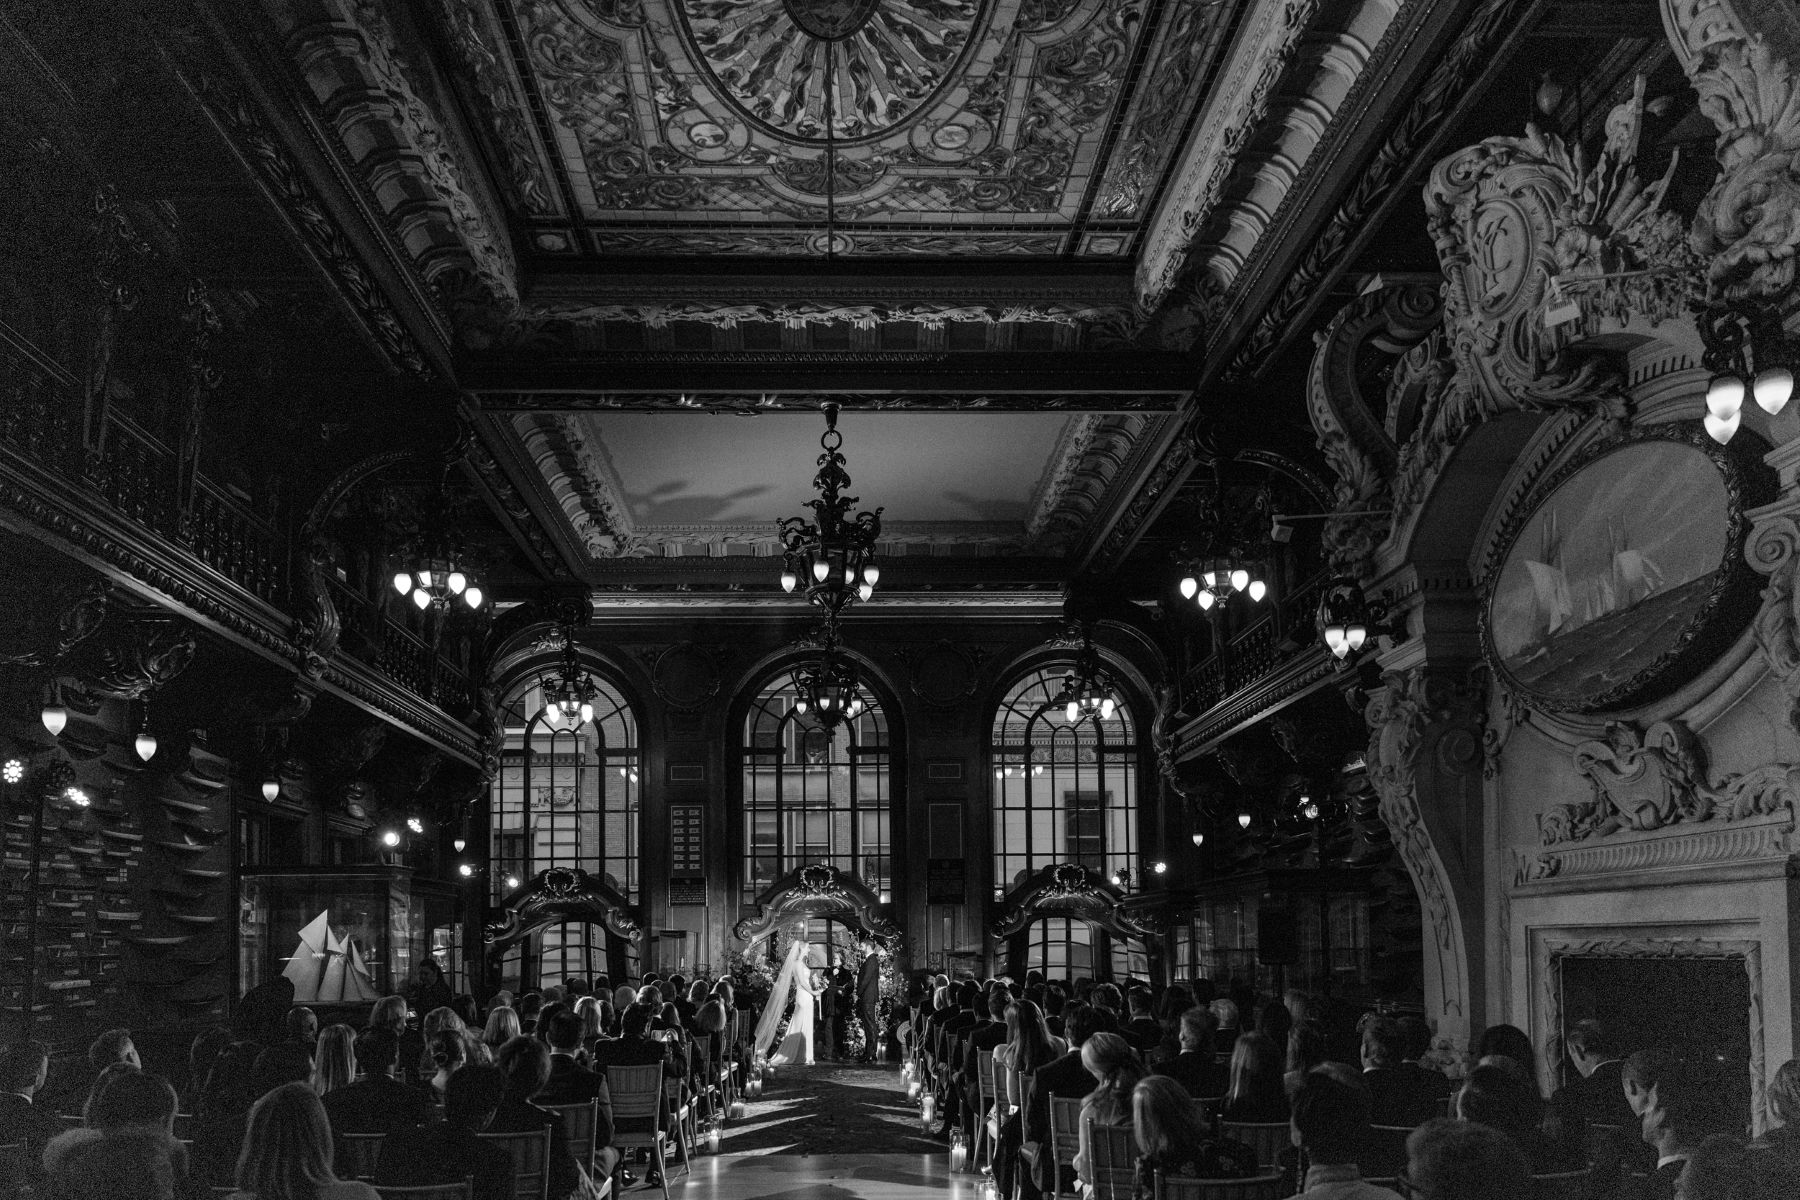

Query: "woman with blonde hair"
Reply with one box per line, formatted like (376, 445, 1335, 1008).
(421, 1029, 466, 1102)
(1130, 1076, 1255, 1196)
(230, 1082, 377, 1200)
(613, 983, 638, 1014)
(482, 1005, 521, 1058)
(1073, 1032, 1146, 1191)
(310, 1025, 357, 1098)
(1220, 1031, 1289, 1123)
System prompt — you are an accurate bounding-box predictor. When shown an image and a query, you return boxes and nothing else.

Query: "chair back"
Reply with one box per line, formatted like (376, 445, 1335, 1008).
(541, 1100, 599, 1174)
(977, 1050, 996, 1109)
(1049, 1096, 1084, 1194)
(474, 1127, 552, 1200)
(374, 1182, 473, 1200)
(0, 1143, 25, 1200)
(1219, 1121, 1289, 1166)
(1366, 1123, 1414, 1178)
(1531, 1167, 1592, 1200)
(608, 1062, 666, 1146)
(1155, 1171, 1286, 1200)
(337, 1132, 386, 1180)
(1086, 1118, 1139, 1200)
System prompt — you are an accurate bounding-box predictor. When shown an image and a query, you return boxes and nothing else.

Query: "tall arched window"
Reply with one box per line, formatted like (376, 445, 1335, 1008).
(489, 672, 640, 986)
(741, 673, 890, 909)
(991, 663, 1139, 973)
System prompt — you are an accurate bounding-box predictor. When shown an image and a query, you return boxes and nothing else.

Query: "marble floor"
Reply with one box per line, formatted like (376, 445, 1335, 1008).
(667, 1154, 993, 1200)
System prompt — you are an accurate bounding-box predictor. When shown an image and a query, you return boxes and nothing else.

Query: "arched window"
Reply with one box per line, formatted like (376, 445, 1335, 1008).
(991, 663, 1140, 973)
(489, 672, 640, 986)
(741, 673, 890, 908)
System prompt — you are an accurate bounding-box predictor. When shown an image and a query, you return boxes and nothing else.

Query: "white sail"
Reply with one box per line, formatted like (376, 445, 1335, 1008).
(341, 939, 379, 1002)
(281, 911, 331, 1002)
(319, 928, 348, 1002)
(1523, 560, 1572, 638)
(1612, 548, 1663, 607)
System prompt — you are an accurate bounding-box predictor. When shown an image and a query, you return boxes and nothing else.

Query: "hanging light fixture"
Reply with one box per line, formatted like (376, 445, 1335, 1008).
(40, 683, 66, 738)
(391, 465, 487, 612)
(540, 625, 600, 728)
(1316, 576, 1398, 665)
(1053, 624, 1117, 726)
(134, 699, 157, 763)
(261, 777, 280, 802)
(1178, 556, 1268, 610)
(1698, 302, 1794, 444)
(791, 624, 865, 732)
(778, 403, 883, 618)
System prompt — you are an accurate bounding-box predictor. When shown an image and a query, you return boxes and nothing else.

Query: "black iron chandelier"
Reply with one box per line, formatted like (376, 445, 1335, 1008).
(791, 624, 866, 731)
(539, 626, 599, 727)
(778, 402, 883, 617)
(1177, 555, 1268, 611)
(1054, 625, 1117, 724)
(391, 470, 486, 612)
(1316, 576, 1399, 666)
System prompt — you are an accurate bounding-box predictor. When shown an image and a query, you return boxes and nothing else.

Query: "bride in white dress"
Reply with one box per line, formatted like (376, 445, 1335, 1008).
(753, 928, 824, 1067)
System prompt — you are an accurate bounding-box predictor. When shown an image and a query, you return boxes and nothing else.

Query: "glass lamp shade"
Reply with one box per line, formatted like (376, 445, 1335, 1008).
(1755, 366, 1795, 415)
(1230, 568, 1250, 591)
(417, 570, 433, 590)
(1706, 374, 1746, 420)
(453, 837, 467, 853)
(1346, 624, 1369, 651)
(380, 829, 401, 848)
(464, 586, 483, 609)
(1179, 575, 1198, 600)
(1196, 590, 1216, 610)
(1100, 696, 1115, 719)
(857, 583, 873, 602)
(795, 697, 810, 714)
(1248, 580, 1267, 602)
(1065, 700, 1080, 723)
(392, 572, 412, 595)
(412, 589, 431, 610)
(134, 732, 158, 762)
(262, 779, 280, 802)
(862, 563, 879, 585)
(780, 569, 798, 593)
(580, 702, 594, 724)
(1705, 410, 1741, 444)
(1237, 811, 1252, 830)
(41, 705, 67, 736)
(1323, 625, 1348, 656)
(1191, 831, 1204, 846)
(447, 571, 467, 594)
(1202, 570, 1218, 588)
(844, 565, 855, 586)
(811, 559, 830, 583)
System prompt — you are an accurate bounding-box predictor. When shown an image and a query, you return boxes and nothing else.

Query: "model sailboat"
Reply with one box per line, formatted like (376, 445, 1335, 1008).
(281, 910, 378, 1003)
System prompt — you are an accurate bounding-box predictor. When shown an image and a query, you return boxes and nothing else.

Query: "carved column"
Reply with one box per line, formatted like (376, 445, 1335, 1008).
(1363, 661, 1488, 1054)
(1745, 437, 1800, 729)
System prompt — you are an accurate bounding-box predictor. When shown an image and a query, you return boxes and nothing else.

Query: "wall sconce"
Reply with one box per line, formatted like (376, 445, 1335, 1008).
(1698, 300, 1793, 444)
(1317, 577, 1401, 665)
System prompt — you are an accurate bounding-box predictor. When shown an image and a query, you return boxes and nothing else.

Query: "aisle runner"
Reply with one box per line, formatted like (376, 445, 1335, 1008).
(720, 1060, 943, 1156)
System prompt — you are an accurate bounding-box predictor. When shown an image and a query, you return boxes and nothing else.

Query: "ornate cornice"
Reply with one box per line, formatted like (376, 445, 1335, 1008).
(479, 389, 1186, 413)
(430, 0, 564, 218)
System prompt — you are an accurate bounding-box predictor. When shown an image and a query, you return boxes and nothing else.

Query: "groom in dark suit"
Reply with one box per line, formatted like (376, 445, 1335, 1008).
(855, 941, 883, 1063)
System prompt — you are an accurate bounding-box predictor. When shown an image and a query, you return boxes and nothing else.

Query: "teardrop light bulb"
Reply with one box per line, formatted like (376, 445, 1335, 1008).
(781, 570, 798, 593)
(812, 559, 830, 583)
(41, 705, 67, 737)
(1197, 590, 1215, 611)
(413, 589, 431, 610)
(862, 564, 879, 585)
(1248, 580, 1267, 602)
(1179, 576, 1197, 600)
(1707, 374, 1746, 420)
(1755, 366, 1794, 415)
(447, 571, 467, 595)
(393, 572, 412, 595)
(1705, 410, 1740, 444)
(135, 732, 158, 762)
(1230, 569, 1250, 591)
(464, 586, 483, 609)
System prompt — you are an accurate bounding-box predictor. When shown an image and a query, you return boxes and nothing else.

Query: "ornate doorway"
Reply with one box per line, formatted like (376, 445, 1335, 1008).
(484, 867, 644, 989)
(733, 863, 901, 950)
(992, 863, 1161, 983)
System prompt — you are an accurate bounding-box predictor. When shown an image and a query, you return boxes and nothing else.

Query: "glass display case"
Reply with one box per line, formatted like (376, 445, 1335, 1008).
(238, 867, 460, 1012)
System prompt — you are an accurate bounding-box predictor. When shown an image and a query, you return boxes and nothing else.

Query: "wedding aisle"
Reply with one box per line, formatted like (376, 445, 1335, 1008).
(664, 1061, 985, 1198)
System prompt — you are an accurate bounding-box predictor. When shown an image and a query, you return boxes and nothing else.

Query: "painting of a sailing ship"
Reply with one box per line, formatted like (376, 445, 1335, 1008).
(1489, 440, 1730, 706)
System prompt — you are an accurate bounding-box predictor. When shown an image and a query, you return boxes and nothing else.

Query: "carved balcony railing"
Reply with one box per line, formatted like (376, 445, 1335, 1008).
(0, 328, 476, 753)
(1176, 568, 1335, 752)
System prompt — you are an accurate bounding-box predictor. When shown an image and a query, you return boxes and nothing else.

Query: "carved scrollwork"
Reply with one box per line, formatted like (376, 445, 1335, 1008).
(731, 863, 900, 946)
(990, 862, 1157, 943)
(292, 536, 342, 682)
(0, 580, 108, 668)
(77, 616, 197, 701)
(1749, 512, 1800, 730)
(487, 866, 644, 948)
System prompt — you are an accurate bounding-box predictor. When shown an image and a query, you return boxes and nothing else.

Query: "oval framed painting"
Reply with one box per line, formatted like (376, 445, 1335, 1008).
(1481, 422, 1771, 714)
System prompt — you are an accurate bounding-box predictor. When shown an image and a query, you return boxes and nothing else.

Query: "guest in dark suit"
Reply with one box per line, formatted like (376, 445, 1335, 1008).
(376, 1064, 514, 1200)
(1023, 1003, 1101, 1197)
(589, 1004, 681, 1078)
(959, 989, 1011, 1142)
(1120, 989, 1162, 1053)
(1404, 1118, 1529, 1200)
(1553, 1020, 1634, 1131)
(490, 1036, 584, 1200)
(1395, 1015, 1454, 1113)
(0, 1041, 65, 1191)
(1362, 1017, 1441, 1127)
(321, 1028, 435, 1136)
(856, 944, 883, 1063)
(818, 966, 839, 1060)
(1154, 1008, 1228, 1099)
(536, 1010, 618, 1179)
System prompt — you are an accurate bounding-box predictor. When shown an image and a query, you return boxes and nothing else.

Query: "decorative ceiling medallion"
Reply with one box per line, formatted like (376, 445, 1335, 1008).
(678, 0, 984, 142)
(1480, 422, 1772, 715)
(783, 0, 882, 40)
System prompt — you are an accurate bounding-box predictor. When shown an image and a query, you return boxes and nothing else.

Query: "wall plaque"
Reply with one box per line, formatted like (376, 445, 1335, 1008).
(670, 805, 704, 878)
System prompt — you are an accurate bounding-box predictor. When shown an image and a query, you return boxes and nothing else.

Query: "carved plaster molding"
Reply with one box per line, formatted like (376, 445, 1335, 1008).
(1515, 809, 1793, 886)
(430, 0, 563, 218)
(75, 615, 197, 701)
(1364, 665, 1485, 1023)
(505, 298, 1137, 337)
(1024, 414, 1156, 554)
(483, 390, 1184, 414)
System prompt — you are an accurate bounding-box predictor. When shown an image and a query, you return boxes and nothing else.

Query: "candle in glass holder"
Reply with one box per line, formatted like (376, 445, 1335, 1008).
(921, 1093, 937, 1129)
(746, 1076, 763, 1099)
(728, 1099, 746, 1119)
(706, 1122, 722, 1155)
(907, 1076, 922, 1099)
(949, 1129, 967, 1172)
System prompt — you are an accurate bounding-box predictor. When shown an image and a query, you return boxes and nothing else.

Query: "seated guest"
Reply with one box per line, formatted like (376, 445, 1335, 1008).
(483, 1006, 522, 1059)
(590, 1003, 682, 1079)
(1156, 1008, 1228, 1099)
(1394, 1016, 1453, 1113)
(1639, 1060, 1717, 1200)
(1750, 1058, 1800, 1182)
(1256, 1001, 1293, 1056)
(322, 1029, 435, 1136)
(1475, 1025, 1539, 1093)
(88, 1028, 140, 1073)
(420, 1006, 478, 1080)
(1455, 1063, 1572, 1174)
(536, 1009, 619, 1179)
(284, 1006, 319, 1047)
(1132, 1074, 1254, 1196)
(0, 1040, 67, 1190)
(993, 998, 1062, 1200)
(188, 1043, 263, 1186)
(1220, 1031, 1290, 1124)
(1362, 1017, 1440, 1127)
(1024, 1002, 1101, 1197)
(229, 1082, 377, 1200)
(82, 1062, 140, 1124)
(1072, 1033, 1145, 1191)
(253, 1044, 317, 1097)
(1285, 1023, 1329, 1098)
(1209, 999, 1240, 1047)
(422, 1028, 467, 1102)
(369, 994, 424, 1085)
(44, 1070, 192, 1200)
(376, 1064, 513, 1200)
(489, 1036, 585, 1198)
(1120, 989, 1162, 1053)
(311, 1025, 357, 1098)
(1679, 1134, 1760, 1200)
(452, 994, 482, 1034)
(183, 1027, 235, 1113)
(1149, 986, 1194, 1067)
(1289, 1073, 1402, 1199)
(1404, 1118, 1530, 1200)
